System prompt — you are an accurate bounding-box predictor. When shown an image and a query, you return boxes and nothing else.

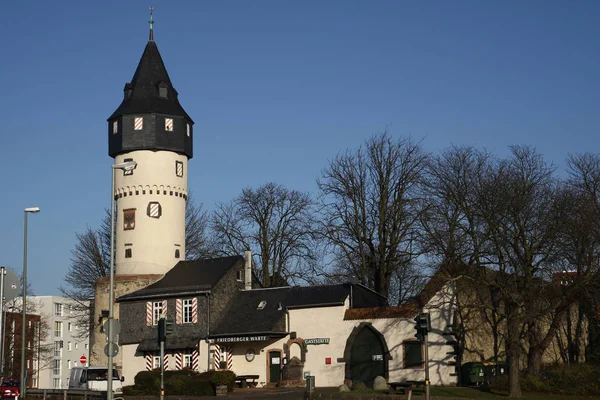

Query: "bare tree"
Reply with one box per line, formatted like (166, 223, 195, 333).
(317, 132, 429, 303)
(211, 182, 318, 287)
(60, 195, 212, 338)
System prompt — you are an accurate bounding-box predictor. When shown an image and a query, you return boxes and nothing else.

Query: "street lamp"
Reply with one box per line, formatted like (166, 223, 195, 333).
(107, 161, 136, 400)
(21, 207, 40, 398)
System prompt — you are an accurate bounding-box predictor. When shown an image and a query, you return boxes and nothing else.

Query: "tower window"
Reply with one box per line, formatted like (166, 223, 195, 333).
(165, 118, 173, 132)
(147, 202, 162, 218)
(125, 249, 132, 258)
(237, 271, 242, 281)
(112, 120, 118, 134)
(175, 161, 183, 177)
(134, 117, 143, 131)
(186, 123, 191, 137)
(175, 249, 180, 259)
(123, 158, 134, 176)
(159, 86, 168, 98)
(123, 208, 136, 230)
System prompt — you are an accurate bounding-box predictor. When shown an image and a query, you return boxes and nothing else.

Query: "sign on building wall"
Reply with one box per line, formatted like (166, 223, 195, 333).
(215, 336, 270, 343)
(304, 338, 330, 345)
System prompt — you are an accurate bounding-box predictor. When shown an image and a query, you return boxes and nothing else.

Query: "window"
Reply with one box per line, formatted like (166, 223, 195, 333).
(152, 301, 163, 325)
(165, 118, 173, 132)
(54, 341, 61, 357)
(85, 343, 89, 350)
(123, 158, 134, 176)
(54, 321, 62, 337)
(183, 351, 193, 368)
(55, 303, 63, 316)
(32, 377, 37, 388)
(175, 161, 183, 177)
(183, 299, 193, 324)
(174, 249, 180, 259)
(186, 123, 191, 137)
(112, 120, 118, 134)
(124, 208, 136, 230)
(53, 378, 61, 388)
(53, 359, 61, 375)
(134, 117, 143, 130)
(237, 271, 242, 281)
(257, 301, 266, 310)
(75, 343, 78, 350)
(68, 342, 72, 351)
(68, 323, 72, 332)
(153, 356, 161, 369)
(159, 86, 168, 98)
(67, 360, 71, 369)
(403, 341, 423, 369)
(125, 248, 132, 258)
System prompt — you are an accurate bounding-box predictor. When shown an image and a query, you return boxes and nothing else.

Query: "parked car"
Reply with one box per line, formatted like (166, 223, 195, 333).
(1, 380, 20, 400)
(68, 367, 124, 400)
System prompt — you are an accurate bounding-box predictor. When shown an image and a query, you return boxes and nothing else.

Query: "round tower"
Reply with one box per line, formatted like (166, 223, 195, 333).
(107, 16, 193, 275)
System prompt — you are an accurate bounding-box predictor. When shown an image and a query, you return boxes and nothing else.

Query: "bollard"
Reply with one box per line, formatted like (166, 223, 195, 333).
(304, 376, 315, 400)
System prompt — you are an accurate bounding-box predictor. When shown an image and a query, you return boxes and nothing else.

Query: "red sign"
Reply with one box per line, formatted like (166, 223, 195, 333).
(80, 355, 87, 364)
(325, 358, 331, 365)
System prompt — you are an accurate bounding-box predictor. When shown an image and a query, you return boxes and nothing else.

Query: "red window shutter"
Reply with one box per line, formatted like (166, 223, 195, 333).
(192, 297, 198, 323)
(176, 299, 182, 324)
(146, 302, 152, 326)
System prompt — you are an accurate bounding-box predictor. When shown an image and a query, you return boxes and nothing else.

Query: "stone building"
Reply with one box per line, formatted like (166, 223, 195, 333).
(91, 13, 460, 388)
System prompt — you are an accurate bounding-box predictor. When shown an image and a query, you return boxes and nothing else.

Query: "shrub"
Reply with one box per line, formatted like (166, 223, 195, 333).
(197, 370, 237, 392)
(133, 369, 161, 394)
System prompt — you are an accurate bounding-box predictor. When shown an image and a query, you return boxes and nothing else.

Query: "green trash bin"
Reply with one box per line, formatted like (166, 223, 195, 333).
(461, 362, 485, 386)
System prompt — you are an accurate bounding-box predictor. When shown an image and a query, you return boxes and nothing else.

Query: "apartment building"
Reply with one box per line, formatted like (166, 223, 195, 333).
(30, 296, 89, 389)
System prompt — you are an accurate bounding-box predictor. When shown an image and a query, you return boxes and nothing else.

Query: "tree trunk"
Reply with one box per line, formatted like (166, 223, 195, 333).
(526, 347, 543, 375)
(506, 308, 522, 398)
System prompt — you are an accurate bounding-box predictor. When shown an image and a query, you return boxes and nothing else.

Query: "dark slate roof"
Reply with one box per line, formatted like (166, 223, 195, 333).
(137, 336, 201, 352)
(118, 255, 242, 301)
(108, 40, 192, 122)
(210, 283, 386, 337)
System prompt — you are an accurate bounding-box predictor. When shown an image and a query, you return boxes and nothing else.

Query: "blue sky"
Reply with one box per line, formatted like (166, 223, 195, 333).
(1, 0, 598, 295)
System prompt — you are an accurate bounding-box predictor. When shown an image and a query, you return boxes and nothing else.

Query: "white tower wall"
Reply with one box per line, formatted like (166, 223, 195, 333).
(114, 150, 188, 275)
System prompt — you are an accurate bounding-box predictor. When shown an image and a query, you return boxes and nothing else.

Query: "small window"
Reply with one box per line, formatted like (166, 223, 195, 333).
(165, 118, 173, 132)
(183, 299, 193, 324)
(68, 323, 72, 332)
(403, 341, 424, 369)
(186, 123, 191, 137)
(123, 158, 134, 176)
(175, 161, 183, 177)
(134, 117, 143, 131)
(124, 208, 136, 230)
(112, 120, 118, 134)
(125, 249, 132, 258)
(257, 301, 267, 310)
(54, 321, 62, 337)
(55, 303, 63, 316)
(159, 86, 168, 98)
(237, 271, 242, 281)
(175, 249, 180, 259)
(147, 202, 162, 218)
(152, 301, 163, 325)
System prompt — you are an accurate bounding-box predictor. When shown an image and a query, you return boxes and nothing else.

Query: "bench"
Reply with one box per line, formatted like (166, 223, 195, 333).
(235, 375, 259, 388)
(388, 380, 426, 399)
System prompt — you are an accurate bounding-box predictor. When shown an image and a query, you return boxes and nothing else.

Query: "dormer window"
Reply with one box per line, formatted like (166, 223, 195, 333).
(257, 301, 267, 310)
(158, 82, 168, 98)
(112, 120, 118, 134)
(186, 123, 191, 137)
(165, 118, 173, 132)
(134, 117, 143, 131)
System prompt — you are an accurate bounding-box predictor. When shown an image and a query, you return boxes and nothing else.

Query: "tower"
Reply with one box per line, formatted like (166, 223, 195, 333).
(107, 11, 193, 276)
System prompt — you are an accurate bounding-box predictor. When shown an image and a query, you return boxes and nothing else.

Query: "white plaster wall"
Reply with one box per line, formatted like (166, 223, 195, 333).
(121, 344, 147, 386)
(114, 151, 188, 275)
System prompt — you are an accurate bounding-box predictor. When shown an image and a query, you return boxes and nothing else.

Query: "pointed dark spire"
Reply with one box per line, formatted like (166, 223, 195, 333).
(149, 6, 154, 41)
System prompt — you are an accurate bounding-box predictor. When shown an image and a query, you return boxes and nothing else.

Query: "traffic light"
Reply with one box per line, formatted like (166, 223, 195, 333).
(157, 318, 174, 343)
(414, 312, 431, 341)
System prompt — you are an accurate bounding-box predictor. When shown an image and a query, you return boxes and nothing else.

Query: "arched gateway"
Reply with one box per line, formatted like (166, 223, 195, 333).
(343, 323, 390, 387)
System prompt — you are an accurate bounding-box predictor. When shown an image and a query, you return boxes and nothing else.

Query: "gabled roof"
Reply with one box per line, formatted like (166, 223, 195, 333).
(108, 40, 192, 121)
(210, 283, 386, 337)
(117, 255, 243, 301)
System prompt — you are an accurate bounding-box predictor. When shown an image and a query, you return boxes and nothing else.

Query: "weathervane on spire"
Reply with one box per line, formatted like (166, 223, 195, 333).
(149, 6, 154, 41)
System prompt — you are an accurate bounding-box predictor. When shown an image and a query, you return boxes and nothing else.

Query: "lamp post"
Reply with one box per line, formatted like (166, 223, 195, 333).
(107, 161, 136, 400)
(21, 207, 40, 398)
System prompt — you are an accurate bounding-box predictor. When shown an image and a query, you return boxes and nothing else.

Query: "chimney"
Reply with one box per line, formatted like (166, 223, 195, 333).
(244, 250, 252, 290)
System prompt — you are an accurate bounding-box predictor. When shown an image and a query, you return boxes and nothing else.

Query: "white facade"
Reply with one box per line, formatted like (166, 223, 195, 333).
(30, 296, 89, 389)
(114, 151, 188, 276)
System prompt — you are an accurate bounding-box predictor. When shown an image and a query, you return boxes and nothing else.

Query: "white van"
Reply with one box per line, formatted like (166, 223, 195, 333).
(68, 367, 124, 399)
